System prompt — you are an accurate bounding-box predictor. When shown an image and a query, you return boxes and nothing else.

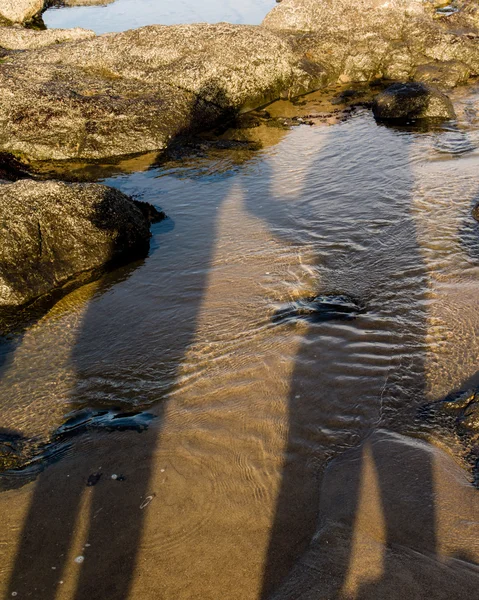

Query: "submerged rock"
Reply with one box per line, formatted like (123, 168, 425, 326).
(472, 201, 479, 223)
(273, 294, 365, 323)
(0, 408, 155, 485)
(0, 180, 160, 308)
(372, 82, 455, 122)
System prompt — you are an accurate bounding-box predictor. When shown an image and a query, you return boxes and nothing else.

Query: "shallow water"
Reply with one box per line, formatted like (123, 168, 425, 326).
(2, 85, 479, 598)
(43, 0, 276, 34)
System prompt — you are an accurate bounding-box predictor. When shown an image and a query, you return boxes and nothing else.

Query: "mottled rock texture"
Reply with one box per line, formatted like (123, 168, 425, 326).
(264, 0, 479, 83)
(0, 26, 95, 50)
(0, 0, 43, 24)
(0, 23, 325, 162)
(2, 1, 479, 163)
(372, 82, 456, 121)
(0, 180, 153, 307)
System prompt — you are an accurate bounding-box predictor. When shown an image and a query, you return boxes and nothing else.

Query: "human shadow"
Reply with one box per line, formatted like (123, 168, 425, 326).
(3, 97, 448, 600)
(2, 80, 260, 599)
(249, 113, 437, 597)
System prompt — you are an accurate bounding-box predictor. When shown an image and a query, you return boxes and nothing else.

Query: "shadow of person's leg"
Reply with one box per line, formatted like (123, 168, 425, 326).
(6, 468, 85, 599)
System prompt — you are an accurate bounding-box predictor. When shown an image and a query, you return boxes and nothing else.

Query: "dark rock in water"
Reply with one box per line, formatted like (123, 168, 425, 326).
(132, 200, 166, 225)
(418, 387, 479, 483)
(273, 294, 365, 324)
(471, 202, 479, 224)
(0, 409, 156, 488)
(372, 82, 456, 122)
(0, 180, 158, 309)
(0, 152, 32, 181)
(0, 430, 26, 472)
(56, 408, 156, 437)
(86, 472, 102, 487)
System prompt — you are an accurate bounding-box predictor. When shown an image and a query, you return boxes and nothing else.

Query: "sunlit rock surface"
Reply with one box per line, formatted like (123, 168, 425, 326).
(264, 0, 479, 83)
(0, 0, 43, 24)
(0, 26, 95, 50)
(0, 180, 153, 308)
(0, 23, 324, 162)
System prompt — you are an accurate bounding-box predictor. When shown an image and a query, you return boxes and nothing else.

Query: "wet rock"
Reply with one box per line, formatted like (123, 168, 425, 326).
(273, 294, 365, 323)
(0, 430, 25, 472)
(372, 82, 455, 122)
(439, 388, 479, 432)
(0, 26, 95, 50)
(0, 0, 43, 24)
(0, 180, 156, 308)
(414, 61, 471, 90)
(56, 408, 156, 437)
(0, 409, 155, 489)
(0, 23, 325, 162)
(471, 201, 479, 223)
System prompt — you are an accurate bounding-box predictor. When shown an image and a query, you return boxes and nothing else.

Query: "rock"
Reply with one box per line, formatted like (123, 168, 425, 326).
(263, 0, 479, 84)
(273, 294, 365, 323)
(414, 60, 471, 89)
(472, 201, 479, 223)
(2, 1, 478, 163)
(0, 0, 43, 24)
(0, 180, 158, 308)
(0, 26, 95, 50)
(372, 82, 455, 122)
(50, 0, 116, 5)
(0, 0, 115, 24)
(0, 23, 325, 163)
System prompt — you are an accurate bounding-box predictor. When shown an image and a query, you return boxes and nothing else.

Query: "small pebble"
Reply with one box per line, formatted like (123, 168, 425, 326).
(11, 593, 17, 597)
(111, 474, 118, 480)
(74, 556, 85, 564)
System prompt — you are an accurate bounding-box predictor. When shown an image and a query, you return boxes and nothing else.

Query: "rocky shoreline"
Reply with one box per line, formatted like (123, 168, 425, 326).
(1, 0, 479, 330)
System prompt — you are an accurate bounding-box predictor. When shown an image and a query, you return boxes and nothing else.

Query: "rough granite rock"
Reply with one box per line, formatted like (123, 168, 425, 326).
(2, 1, 479, 163)
(263, 0, 479, 84)
(0, 26, 95, 50)
(0, 0, 43, 24)
(372, 82, 456, 121)
(57, 0, 116, 5)
(0, 23, 326, 162)
(413, 60, 471, 89)
(0, 180, 154, 307)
